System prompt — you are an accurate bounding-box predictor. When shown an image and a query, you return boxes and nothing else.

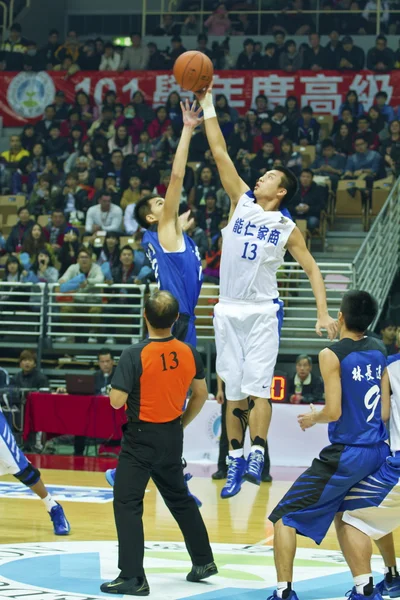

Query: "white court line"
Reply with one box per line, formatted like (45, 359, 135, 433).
(254, 534, 274, 545)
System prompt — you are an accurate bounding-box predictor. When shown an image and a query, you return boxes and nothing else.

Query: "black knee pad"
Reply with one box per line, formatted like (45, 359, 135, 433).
(14, 463, 40, 487)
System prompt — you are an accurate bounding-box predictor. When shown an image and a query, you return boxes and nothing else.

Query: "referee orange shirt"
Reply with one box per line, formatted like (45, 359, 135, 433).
(111, 336, 205, 423)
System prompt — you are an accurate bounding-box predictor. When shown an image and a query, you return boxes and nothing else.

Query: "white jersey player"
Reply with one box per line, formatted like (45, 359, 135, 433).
(336, 353, 400, 598)
(196, 81, 337, 499)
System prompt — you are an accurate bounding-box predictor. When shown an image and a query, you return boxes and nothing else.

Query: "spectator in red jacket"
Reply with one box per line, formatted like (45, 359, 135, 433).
(147, 106, 171, 139)
(114, 103, 144, 145)
(60, 109, 87, 138)
(43, 209, 72, 253)
(252, 119, 280, 154)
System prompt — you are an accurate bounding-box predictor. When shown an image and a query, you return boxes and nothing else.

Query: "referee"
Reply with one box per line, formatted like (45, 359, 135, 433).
(101, 290, 217, 596)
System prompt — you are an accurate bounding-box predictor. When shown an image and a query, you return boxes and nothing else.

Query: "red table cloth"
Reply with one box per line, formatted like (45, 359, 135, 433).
(23, 392, 127, 440)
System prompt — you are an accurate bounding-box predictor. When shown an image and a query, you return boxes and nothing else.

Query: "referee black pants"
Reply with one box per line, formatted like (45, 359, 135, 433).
(114, 418, 214, 578)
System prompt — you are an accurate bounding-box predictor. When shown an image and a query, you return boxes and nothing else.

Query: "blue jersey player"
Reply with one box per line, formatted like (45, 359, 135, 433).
(105, 100, 204, 495)
(0, 409, 70, 535)
(268, 291, 390, 600)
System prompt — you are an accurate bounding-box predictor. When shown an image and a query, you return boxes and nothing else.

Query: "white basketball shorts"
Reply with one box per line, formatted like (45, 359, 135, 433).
(340, 453, 400, 540)
(214, 298, 283, 401)
(0, 412, 29, 476)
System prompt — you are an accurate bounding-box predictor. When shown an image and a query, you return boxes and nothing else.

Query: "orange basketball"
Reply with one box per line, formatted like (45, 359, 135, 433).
(173, 50, 213, 92)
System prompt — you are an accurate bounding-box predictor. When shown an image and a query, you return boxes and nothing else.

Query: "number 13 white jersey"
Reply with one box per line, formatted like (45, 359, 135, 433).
(219, 191, 296, 303)
(388, 355, 400, 452)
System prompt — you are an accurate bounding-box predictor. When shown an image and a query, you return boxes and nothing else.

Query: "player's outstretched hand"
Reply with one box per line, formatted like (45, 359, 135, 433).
(315, 314, 338, 341)
(194, 78, 214, 104)
(180, 99, 203, 129)
(298, 404, 316, 431)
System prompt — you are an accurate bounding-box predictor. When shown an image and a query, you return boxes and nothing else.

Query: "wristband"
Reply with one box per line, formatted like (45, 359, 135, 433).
(200, 93, 216, 120)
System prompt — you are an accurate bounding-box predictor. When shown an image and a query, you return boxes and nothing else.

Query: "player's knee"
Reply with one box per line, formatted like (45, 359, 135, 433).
(14, 463, 41, 487)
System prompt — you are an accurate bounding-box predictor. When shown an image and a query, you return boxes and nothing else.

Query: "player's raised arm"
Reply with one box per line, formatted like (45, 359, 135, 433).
(158, 100, 202, 248)
(287, 226, 338, 340)
(195, 81, 248, 207)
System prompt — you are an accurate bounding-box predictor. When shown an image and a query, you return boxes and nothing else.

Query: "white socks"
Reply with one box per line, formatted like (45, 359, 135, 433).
(41, 493, 57, 513)
(228, 449, 243, 459)
(277, 582, 292, 598)
(251, 445, 264, 454)
(354, 574, 373, 595)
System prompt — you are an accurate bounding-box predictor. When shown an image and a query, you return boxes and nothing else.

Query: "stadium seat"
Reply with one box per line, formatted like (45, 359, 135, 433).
(6, 214, 18, 227)
(371, 189, 389, 216)
(335, 180, 367, 228)
(293, 145, 316, 168)
(37, 215, 49, 228)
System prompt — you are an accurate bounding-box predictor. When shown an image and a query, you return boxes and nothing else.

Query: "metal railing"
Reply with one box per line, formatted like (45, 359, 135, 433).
(0, 281, 45, 347)
(46, 283, 146, 346)
(353, 176, 400, 329)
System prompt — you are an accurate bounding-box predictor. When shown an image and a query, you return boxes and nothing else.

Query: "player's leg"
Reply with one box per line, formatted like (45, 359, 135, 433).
(375, 534, 400, 597)
(214, 302, 248, 498)
(272, 519, 297, 599)
(334, 514, 375, 597)
(245, 396, 272, 484)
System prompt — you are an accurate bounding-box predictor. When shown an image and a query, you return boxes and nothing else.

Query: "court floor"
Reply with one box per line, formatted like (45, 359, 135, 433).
(0, 465, 397, 600)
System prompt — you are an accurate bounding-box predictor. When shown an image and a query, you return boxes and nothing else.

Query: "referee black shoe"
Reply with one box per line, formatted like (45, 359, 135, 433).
(186, 561, 218, 582)
(100, 575, 149, 596)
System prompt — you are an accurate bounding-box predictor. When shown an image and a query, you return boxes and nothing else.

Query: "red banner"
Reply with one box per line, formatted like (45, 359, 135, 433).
(0, 70, 399, 127)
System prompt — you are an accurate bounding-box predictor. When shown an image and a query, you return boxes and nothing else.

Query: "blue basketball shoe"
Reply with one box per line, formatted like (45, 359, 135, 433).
(221, 456, 246, 499)
(244, 450, 264, 485)
(346, 586, 384, 599)
(377, 576, 400, 597)
(267, 590, 300, 599)
(49, 503, 70, 535)
(184, 472, 202, 508)
(105, 468, 116, 486)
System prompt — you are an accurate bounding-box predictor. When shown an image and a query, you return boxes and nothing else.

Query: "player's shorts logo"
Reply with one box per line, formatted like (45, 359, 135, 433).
(7, 71, 56, 119)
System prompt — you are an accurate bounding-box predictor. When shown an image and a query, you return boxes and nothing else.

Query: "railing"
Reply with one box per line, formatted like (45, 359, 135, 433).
(46, 283, 146, 346)
(0, 281, 45, 347)
(353, 176, 400, 329)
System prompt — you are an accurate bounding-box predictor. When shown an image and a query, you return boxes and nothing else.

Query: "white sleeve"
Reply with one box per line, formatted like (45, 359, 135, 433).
(106, 206, 123, 231)
(124, 204, 138, 234)
(85, 207, 95, 233)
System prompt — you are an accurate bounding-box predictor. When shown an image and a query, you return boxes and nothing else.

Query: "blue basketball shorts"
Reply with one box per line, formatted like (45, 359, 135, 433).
(269, 441, 390, 544)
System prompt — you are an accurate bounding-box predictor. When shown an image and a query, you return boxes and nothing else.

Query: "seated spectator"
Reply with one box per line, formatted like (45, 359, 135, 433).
(95, 348, 116, 394)
(367, 35, 394, 71)
(228, 118, 253, 160)
(236, 38, 261, 69)
(106, 149, 124, 188)
(294, 106, 320, 146)
(147, 107, 171, 140)
(287, 354, 324, 404)
(215, 94, 239, 124)
(339, 1, 368, 35)
(120, 175, 141, 211)
(244, 110, 260, 137)
(20, 223, 55, 268)
(363, 0, 390, 33)
(251, 141, 276, 175)
(380, 318, 397, 355)
(285, 95, 301, 132)
(355, 116, 380, 151)
(134, 130, 156, 157)
(56, 246, 104, 344)
(197, 193, 222, 238)
(235, 155, 258, 188)
(60, 109, 87, 139)
(65, 139, 94, 175)
(5, 206, 35, 254)
(88, 106, 115, 142)
(164, 92, 182, 129)
(332, 108, 357, 136)
(0, 158, 11, 194)
(303, 32, 328, 71)
(103, 172, 122, 206)
(154, 124, 179, 158)
(12, 350, 48, 390)
(279, 39, 303, 71)
(119, 33, 149, 71)
(132, 151, 160, 190)
(280, 139, 302, 176)
(254, 94, 269, 118)
(54, 90, 70, 122)
(11, 157, 36, 196)
(193, 166, 219, 208)
(35, 105, 56, 142)
(203, 235, 222, 285)
(43, 210, 70, 254)
(262, 42, 278, 69)
(1, 23, 28, 71)
(274, 0, 313, 34)
(85, 190, 123, 234)
(40, 28, 60, 69)
(21, 124, 37, 153)
(344, 135, 381, 180)
(94, 231, 121, 276)
(311, 140, 346, 190)
(272, 30, 286, 58)
(54, 29, 81, 65)
(368, 106, 388, 137)
(324, 29, 341, 69)
(339, 90, 364, 119)
(337, 36, 365, 71)
(155, 171, 171, 198)
(197, 33, 213, 59)
(147, 42, 167, 70)
(270, 106, 290, 140)
(74, 91, 94, 124)
(0, 255, 28, 309)
(62, 171, 93, 224)
(204, 4, 232, 36)
(253, 119, 280, 154)
(381, 120, 400, 172)
(52, 55, 79, 76)
(288, 169, 325, 232)
(182, 15, 200, 36)
(374, 91, 395, 123)
(67, 125, 86, 154)
(1, 135, 30, 165)
(24, 248, 59, 284)
(186, 214, 209, 259)
(27, 174, 55, 216)
(108, 125, 133, 157)
(99, 42, 121, 71)
(45, 125, 69, 160)
(115, 104, 144, 145)
(31, 142, 46, 175)
(131, 90, 154, 124)
(58, 226, 80, 276)
(165, 36, 186, 67)
(153, 14, 181, 36)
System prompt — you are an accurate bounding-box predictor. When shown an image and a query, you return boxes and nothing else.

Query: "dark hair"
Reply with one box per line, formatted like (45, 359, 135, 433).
(301, 168, 313, 177)
(321, 139, 334, 149)
(10, 23, 22, 33)
(98, 347, 113, 359)
(32, 248, 54, 272)
(358, 115, 369, 123)
(274, 166, 299, 205)
(21, 223, 47, 256)
(377, 34, 387, 43)
(19, 349, 36, 363)
(4, 255, 22, 279)
(145, 290, 179, 329)
(17, 205, 30, 216)
(120, 244, 134, 255)
(111, 148, 123, 157)
(301, 106, 313, 115)
(296, 354, 312, 366)
(134, 194, 159, 229)
(130, 32, 142, 38)
(380, 318, 396, 331)
(340, 290, 378, 333)
(375, 91, 388, 100)
(49, 28, 59, 36)
(198, 33, 208, 42)
(274, 29, 285, 38)
(77, 246, 91, 258)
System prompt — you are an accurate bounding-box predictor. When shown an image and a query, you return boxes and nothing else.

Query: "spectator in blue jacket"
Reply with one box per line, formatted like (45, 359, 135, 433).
(374, 91, 395, 122)
(294, 106, 320, 146)
(344, 135, 381, 179)
(339, 90, 365, 119)
(311, 139, 346, 190)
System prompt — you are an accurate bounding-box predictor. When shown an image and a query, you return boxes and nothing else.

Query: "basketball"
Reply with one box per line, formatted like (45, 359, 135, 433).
(173, 50, 213, 92)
